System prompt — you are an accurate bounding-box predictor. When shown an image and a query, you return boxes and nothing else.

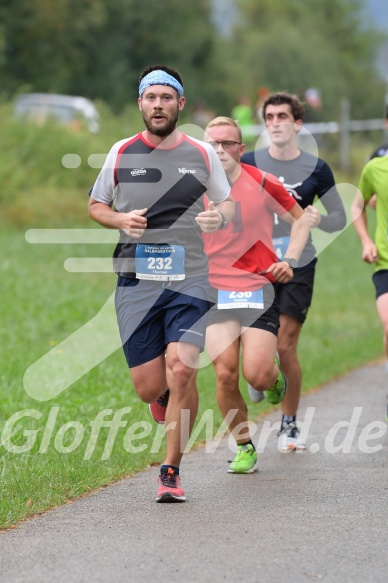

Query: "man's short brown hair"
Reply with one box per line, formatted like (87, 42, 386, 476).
(262, 92, 305, 122)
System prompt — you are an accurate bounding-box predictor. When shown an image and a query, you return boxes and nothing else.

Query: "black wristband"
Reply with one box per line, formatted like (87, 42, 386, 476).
(218, 211, 228, 230)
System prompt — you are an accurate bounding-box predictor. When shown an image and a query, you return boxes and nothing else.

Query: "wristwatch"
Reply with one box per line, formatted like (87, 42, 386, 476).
(218, 211, 228, 230)
(283, 257, 298, 269)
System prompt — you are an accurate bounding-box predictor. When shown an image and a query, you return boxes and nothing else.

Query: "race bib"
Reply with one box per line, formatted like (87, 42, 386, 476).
(217, 289, 264, 309)
(272, 236, 290, 261)
(135, 244, 185, 281)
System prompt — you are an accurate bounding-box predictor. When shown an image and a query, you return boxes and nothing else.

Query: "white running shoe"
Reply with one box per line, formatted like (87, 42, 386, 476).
(278, 422, 306, 452)
(247, 384, 265, 403)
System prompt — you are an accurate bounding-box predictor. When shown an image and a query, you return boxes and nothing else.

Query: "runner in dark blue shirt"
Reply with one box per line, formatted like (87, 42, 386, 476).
(241, 92, 346, 452)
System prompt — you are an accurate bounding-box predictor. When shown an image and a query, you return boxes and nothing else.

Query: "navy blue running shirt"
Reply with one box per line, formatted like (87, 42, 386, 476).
(241, 148, 346, 266)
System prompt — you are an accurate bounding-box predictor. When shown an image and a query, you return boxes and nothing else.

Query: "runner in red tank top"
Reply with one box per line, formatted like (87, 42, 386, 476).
(203, 117, 309, 474)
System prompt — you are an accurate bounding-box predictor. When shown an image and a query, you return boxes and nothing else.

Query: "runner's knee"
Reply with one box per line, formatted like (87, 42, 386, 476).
(133, 382, 165, 403)
(277, 332, 298, 360)
(168, 360, 197, 392)
(216, 365, 239, 393)
(245, 369, 273, 392)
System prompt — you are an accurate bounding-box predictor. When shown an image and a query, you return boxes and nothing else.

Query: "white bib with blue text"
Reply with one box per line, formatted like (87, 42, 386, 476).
(135, 244, 185, 281)
(217, 289, 264, 309)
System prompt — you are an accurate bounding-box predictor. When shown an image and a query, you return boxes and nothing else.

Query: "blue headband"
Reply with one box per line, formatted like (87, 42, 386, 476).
(139, 70, 184, 97)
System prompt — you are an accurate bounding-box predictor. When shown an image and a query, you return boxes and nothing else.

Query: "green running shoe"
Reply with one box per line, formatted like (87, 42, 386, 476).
(227, 443, 258, 474)
(264, 352, 287, 405)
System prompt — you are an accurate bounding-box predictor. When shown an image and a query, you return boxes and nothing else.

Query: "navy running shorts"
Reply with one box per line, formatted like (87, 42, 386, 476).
(275, 260, 316, 324)
(372, 269, 388, 299)
(115, 276, 212, 368)
(206, 285, 280, 336)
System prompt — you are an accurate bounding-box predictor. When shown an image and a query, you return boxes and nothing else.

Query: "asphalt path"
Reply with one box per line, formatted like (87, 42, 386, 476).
(1, 362, 387, 583)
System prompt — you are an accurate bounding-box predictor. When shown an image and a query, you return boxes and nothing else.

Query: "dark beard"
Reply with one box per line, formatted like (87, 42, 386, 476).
(143, 109, 179, 137)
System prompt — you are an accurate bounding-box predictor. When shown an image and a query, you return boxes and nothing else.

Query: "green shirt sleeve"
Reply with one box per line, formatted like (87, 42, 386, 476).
(358, 164, 373, 203)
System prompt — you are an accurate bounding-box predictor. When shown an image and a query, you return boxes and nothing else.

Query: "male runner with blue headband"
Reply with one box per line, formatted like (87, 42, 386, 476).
(88, 64, 234, 502)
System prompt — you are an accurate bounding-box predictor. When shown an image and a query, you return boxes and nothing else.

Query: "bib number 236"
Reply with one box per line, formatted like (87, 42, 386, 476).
(217, 289, 264, 309)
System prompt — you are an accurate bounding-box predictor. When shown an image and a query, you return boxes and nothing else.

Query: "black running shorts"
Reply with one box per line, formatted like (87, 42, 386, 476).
(206, 284, 280, 336)
(275, 261, 316, 324)
(372, 269, 388, 299)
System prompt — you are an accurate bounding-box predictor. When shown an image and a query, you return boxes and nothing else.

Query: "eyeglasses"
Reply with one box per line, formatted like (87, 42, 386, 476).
(208, 140, 241, 150)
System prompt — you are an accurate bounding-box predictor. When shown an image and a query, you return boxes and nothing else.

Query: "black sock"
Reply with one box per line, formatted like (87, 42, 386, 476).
(239, 439, 255, 450)
(160, 464, 179, 475)
(282, 415, 296, 429)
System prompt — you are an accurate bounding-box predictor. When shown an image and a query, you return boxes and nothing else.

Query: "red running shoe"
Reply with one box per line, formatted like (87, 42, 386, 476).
(156, 468, 186, 503)
(149, 389, 169, 424)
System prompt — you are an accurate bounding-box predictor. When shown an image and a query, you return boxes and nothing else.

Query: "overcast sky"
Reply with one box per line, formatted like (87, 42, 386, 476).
(365, 0, 388, 29)
(212, 1, 388, 33)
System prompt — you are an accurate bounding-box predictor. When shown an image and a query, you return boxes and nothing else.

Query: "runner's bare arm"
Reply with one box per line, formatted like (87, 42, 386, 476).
(265, 204, 310, 282)
(88, 198, 148, 239)
(351, 191, 378, 263)
(280, 203, 311, 261)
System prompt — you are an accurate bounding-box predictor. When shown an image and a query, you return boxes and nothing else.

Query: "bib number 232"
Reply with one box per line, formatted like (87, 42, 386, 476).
(135, 244, 185, 281)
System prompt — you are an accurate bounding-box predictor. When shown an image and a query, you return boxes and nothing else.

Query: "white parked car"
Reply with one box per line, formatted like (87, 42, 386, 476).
(14, 93, 100, 133)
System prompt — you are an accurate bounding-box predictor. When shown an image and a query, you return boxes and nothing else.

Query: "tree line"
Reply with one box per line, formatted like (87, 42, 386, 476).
(0, 0, 386, 120)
